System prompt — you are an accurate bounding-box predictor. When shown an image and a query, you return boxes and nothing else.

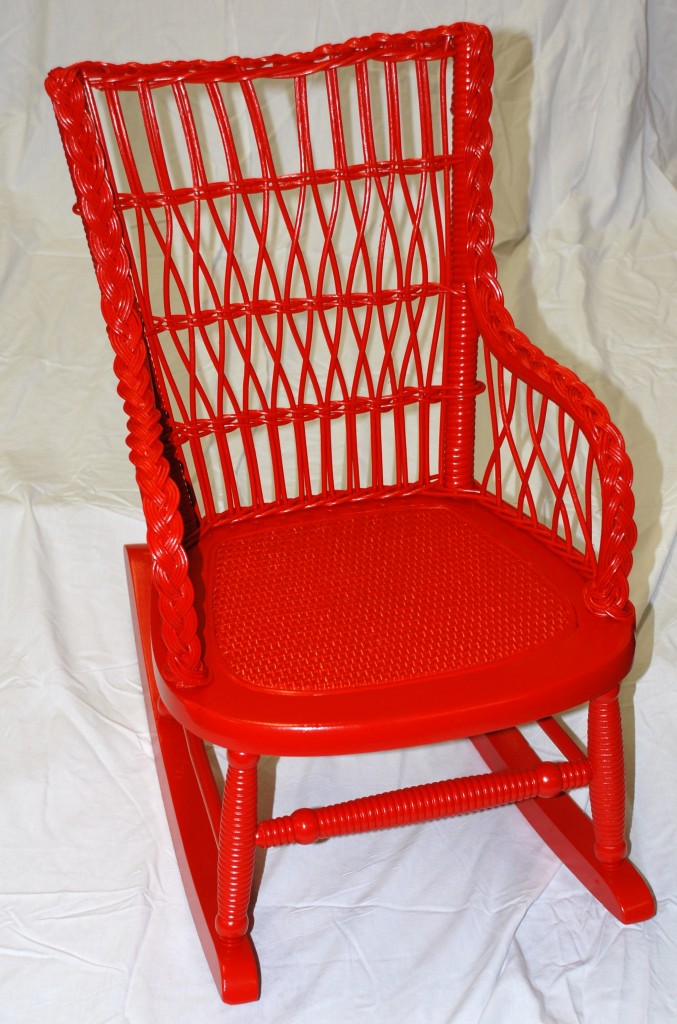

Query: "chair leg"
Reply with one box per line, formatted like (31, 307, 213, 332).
(588, 686, 628, 865)
(125, 545, 261, 1003)
(216, 751, 260, 942)
(473, 724, 655, 923)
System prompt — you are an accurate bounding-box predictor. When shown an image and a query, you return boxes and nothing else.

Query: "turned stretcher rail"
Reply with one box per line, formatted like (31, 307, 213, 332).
(255, 758, 591, 847)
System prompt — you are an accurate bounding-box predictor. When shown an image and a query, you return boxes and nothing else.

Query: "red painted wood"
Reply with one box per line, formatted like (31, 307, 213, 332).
(472, 727, 655, 924)
(46, 23, 655, 1004)
(588, 688, 629, 863)
(125, 546, 260, 1003)
(184, 728, 221, 844)
(150, 494, 635, 757)
(256, 758, 590, 847)
(215, 751, 259, 942)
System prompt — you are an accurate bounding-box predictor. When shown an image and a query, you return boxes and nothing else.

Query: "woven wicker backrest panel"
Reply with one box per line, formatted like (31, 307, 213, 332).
(82, 30, 467, 522)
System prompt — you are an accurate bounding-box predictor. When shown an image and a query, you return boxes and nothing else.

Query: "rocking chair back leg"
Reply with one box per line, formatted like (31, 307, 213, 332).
(588, 688, 628, 865)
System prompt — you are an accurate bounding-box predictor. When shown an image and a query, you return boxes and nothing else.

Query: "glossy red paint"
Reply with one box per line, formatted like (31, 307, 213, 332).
(48, 23, 654, 1004)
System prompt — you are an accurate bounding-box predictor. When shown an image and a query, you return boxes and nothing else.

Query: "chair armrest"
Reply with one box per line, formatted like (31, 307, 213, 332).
(469, 272, 636, 621)
(458, 35, 635, 621)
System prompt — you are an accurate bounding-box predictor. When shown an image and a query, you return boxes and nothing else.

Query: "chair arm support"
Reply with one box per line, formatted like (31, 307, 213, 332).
(469, 273, 636, 620)
(459, 34, 635, 620)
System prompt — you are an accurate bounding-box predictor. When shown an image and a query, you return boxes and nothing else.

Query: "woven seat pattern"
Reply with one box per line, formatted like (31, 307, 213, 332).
(210, 503, 576, 692)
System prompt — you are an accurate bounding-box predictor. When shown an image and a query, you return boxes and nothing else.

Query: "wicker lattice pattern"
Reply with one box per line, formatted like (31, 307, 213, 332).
(46, 22, 637, 691)
(459, 27, 636, 617)
(77, 30, 469, 523)
(45, 32, 653, 1006)
(44, 66, 206, 685)
(210, 503, 575, 691)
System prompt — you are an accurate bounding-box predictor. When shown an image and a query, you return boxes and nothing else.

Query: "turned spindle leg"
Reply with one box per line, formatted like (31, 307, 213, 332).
(588, 688, 628, 865)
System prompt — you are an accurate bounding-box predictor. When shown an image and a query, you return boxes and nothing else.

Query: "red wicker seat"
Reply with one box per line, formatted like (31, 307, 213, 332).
(46, 22, 654, 1005)
(153, 494, 633, 756)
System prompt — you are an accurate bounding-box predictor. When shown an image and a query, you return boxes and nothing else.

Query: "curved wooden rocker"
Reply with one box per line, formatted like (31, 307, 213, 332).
(48, 22, 654, 1005)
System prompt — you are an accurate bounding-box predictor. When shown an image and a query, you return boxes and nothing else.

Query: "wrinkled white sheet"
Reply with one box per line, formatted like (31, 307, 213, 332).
(1, 1, 676, 1021)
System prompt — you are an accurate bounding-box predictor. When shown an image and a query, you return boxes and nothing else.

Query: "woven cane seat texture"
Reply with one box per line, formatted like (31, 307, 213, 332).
(207, 499, 575, 693)
(162, 492, 637, 760)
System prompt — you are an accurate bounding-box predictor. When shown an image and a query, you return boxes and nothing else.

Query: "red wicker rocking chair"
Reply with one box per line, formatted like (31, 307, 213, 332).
(46, 23, 655, 1004)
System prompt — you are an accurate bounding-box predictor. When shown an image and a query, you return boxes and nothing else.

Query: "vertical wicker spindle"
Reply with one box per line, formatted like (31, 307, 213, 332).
(440, 29, 485, 490)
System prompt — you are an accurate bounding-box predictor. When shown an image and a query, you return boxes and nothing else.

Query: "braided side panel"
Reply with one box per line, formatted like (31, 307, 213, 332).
(462, 29, 636, 619)
(45, 68, 206, 685)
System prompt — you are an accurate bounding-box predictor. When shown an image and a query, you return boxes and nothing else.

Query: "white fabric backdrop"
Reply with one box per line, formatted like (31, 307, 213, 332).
(1, 1, 676, 1022)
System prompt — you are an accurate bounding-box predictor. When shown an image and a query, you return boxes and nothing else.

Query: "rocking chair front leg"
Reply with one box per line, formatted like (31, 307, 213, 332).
(588, 687, 628, 865)
(213, 750, 260, 1002)
(216, 751, 259, 939)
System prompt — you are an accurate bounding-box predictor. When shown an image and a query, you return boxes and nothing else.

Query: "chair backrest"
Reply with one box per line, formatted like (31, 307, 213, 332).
(46, 24, 493, 537)
(46, 24, 636, 682)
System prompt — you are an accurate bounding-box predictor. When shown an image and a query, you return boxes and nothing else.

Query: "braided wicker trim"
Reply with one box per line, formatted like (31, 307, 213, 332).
(45, 24, 484, 691)
(461, 27, 636, 619)
(49, 24, 465, 90)
(45, 67, 207, 685)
